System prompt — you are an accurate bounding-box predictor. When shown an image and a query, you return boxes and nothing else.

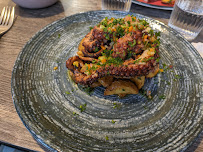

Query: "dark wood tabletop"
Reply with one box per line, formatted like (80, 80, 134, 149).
(0, 0, 202, 151)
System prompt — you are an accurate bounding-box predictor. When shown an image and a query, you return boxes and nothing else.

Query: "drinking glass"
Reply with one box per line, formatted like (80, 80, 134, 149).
(102, 0, 132, 12)
(168, 0, 203, 41)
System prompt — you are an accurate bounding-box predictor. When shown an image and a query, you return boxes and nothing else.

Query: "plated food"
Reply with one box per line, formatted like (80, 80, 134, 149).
(12, 11, 203, 151)
(132, 0, 174, 10)
(66, 15, 160, 97)
(143, 0, 175, 4)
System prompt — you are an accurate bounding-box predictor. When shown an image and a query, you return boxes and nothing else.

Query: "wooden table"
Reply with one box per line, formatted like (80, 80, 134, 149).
(0, 0, 202, 151)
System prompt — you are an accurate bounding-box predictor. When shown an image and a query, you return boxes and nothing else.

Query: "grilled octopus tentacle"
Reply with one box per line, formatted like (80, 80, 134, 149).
(66, 49, 159, 86)
(67, 15, 160, 87)
(81, 26, 107, 58)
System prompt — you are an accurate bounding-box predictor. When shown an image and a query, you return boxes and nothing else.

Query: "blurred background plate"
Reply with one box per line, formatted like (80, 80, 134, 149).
(132, 0, 174, 10)
(11, 10, 203, 151)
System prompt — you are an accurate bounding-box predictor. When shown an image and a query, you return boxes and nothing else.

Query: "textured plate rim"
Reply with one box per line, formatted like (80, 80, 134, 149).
(11, 10, 203, 151)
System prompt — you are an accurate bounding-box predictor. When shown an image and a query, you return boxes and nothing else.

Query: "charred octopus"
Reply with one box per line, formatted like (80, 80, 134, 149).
(66, 15, 160, 97)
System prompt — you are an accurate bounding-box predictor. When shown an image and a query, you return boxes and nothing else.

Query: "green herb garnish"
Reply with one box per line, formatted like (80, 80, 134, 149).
(73, 112, 78, 116)
(65, 91, 70, 94)
(113, 103, 121, 109)
(134, 58, 141, 64)
(128, 39, 136, 47)
(175, 74, 181, 79)
(79, 103, 87, 112)
(94, 47, 99, 52)
(155, 31, 161, 37)
(83, 87, 93, 95)
(159, 95, 166, 99)
(111, 120, 116, 124)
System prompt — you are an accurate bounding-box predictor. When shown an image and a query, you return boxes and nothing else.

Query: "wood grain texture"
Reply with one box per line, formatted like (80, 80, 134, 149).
(0, 0, 202, 152)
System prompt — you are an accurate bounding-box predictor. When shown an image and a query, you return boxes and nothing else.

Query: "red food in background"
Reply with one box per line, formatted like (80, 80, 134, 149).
(136, 0, 174, 7)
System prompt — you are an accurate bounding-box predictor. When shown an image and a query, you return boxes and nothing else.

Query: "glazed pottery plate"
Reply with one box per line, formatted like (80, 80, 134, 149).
(132, 0, 173, 10)
(11, 11, 203, 151)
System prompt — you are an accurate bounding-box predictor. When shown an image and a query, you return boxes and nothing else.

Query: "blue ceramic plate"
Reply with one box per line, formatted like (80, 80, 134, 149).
(11, 11, 203, 151)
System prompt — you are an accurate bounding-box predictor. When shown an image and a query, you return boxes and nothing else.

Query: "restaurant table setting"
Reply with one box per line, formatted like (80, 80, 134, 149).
(0, 0, 203, 152)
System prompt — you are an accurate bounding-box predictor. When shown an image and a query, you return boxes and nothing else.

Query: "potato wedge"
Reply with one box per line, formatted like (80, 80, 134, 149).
(90, 81, 102, 88)
(98, 76, 114, 87)
(118, 93, 127, 98)
(78, 38, 85, 52)
(131, 76, 145, 89)
(146, 64, 159, 78)
(77, 50, 84, 57)
(77, 38, 85, 56)
(104, 80, 139, 96)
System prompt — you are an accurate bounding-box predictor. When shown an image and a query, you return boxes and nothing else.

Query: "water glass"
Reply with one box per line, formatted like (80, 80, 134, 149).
(102, 0, 132, 12)
(168, 0, 203, 41)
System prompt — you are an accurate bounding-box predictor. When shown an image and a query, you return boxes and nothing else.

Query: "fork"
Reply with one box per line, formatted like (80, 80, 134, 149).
(0, 6, 15, 36)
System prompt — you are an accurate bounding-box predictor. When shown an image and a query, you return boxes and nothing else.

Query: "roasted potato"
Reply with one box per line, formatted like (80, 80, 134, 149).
(104, 80, 139, 96)
(68, 70, 75, 81)
(146, 64, 159, 78)
(98, 76, 114, 87)
(77, 38, 85, 57)
(77, 50, 84, 57)
(90, 81, 102, 88)
(118, 93, 127, 98)
(131, 76, 145, 89)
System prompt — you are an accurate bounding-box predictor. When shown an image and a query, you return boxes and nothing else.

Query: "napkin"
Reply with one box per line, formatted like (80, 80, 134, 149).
(191, 42, 203, 58)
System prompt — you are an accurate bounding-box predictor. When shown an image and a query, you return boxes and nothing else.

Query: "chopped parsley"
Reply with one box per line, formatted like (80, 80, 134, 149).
(83, 87, 94, 95)
(106, 57, 123, 66)
(103, 49, 113, 57)
(127, 21, 131, 26)
(128, 39, 136, 47)
(94, 47, 99, 52)
(111, 120, 116, 124)
(132, 17, 136, 21)
(105, 135, 109, 140)
(73, 112, 78, 116)
(113, 103, 121, 109)
(134, 58, 142, 64)
(127, 51, 133, 59)
(156, 57, 160, 63)
(116, 26, 125, 37)
(149, 30, 154, 35)
(159, 95, 166, 99)
(142, 57, 154, 62)
(138, 19, 149, 26)
(65, 91, 71, 94)
(79, 103, 87, 112)
(175, 74, 181, 79)
(155, 31, 161, 37)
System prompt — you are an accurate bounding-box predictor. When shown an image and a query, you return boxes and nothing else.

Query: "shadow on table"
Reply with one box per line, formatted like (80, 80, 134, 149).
(15, 1, 64, 18)
(131, 4, 171, 19)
